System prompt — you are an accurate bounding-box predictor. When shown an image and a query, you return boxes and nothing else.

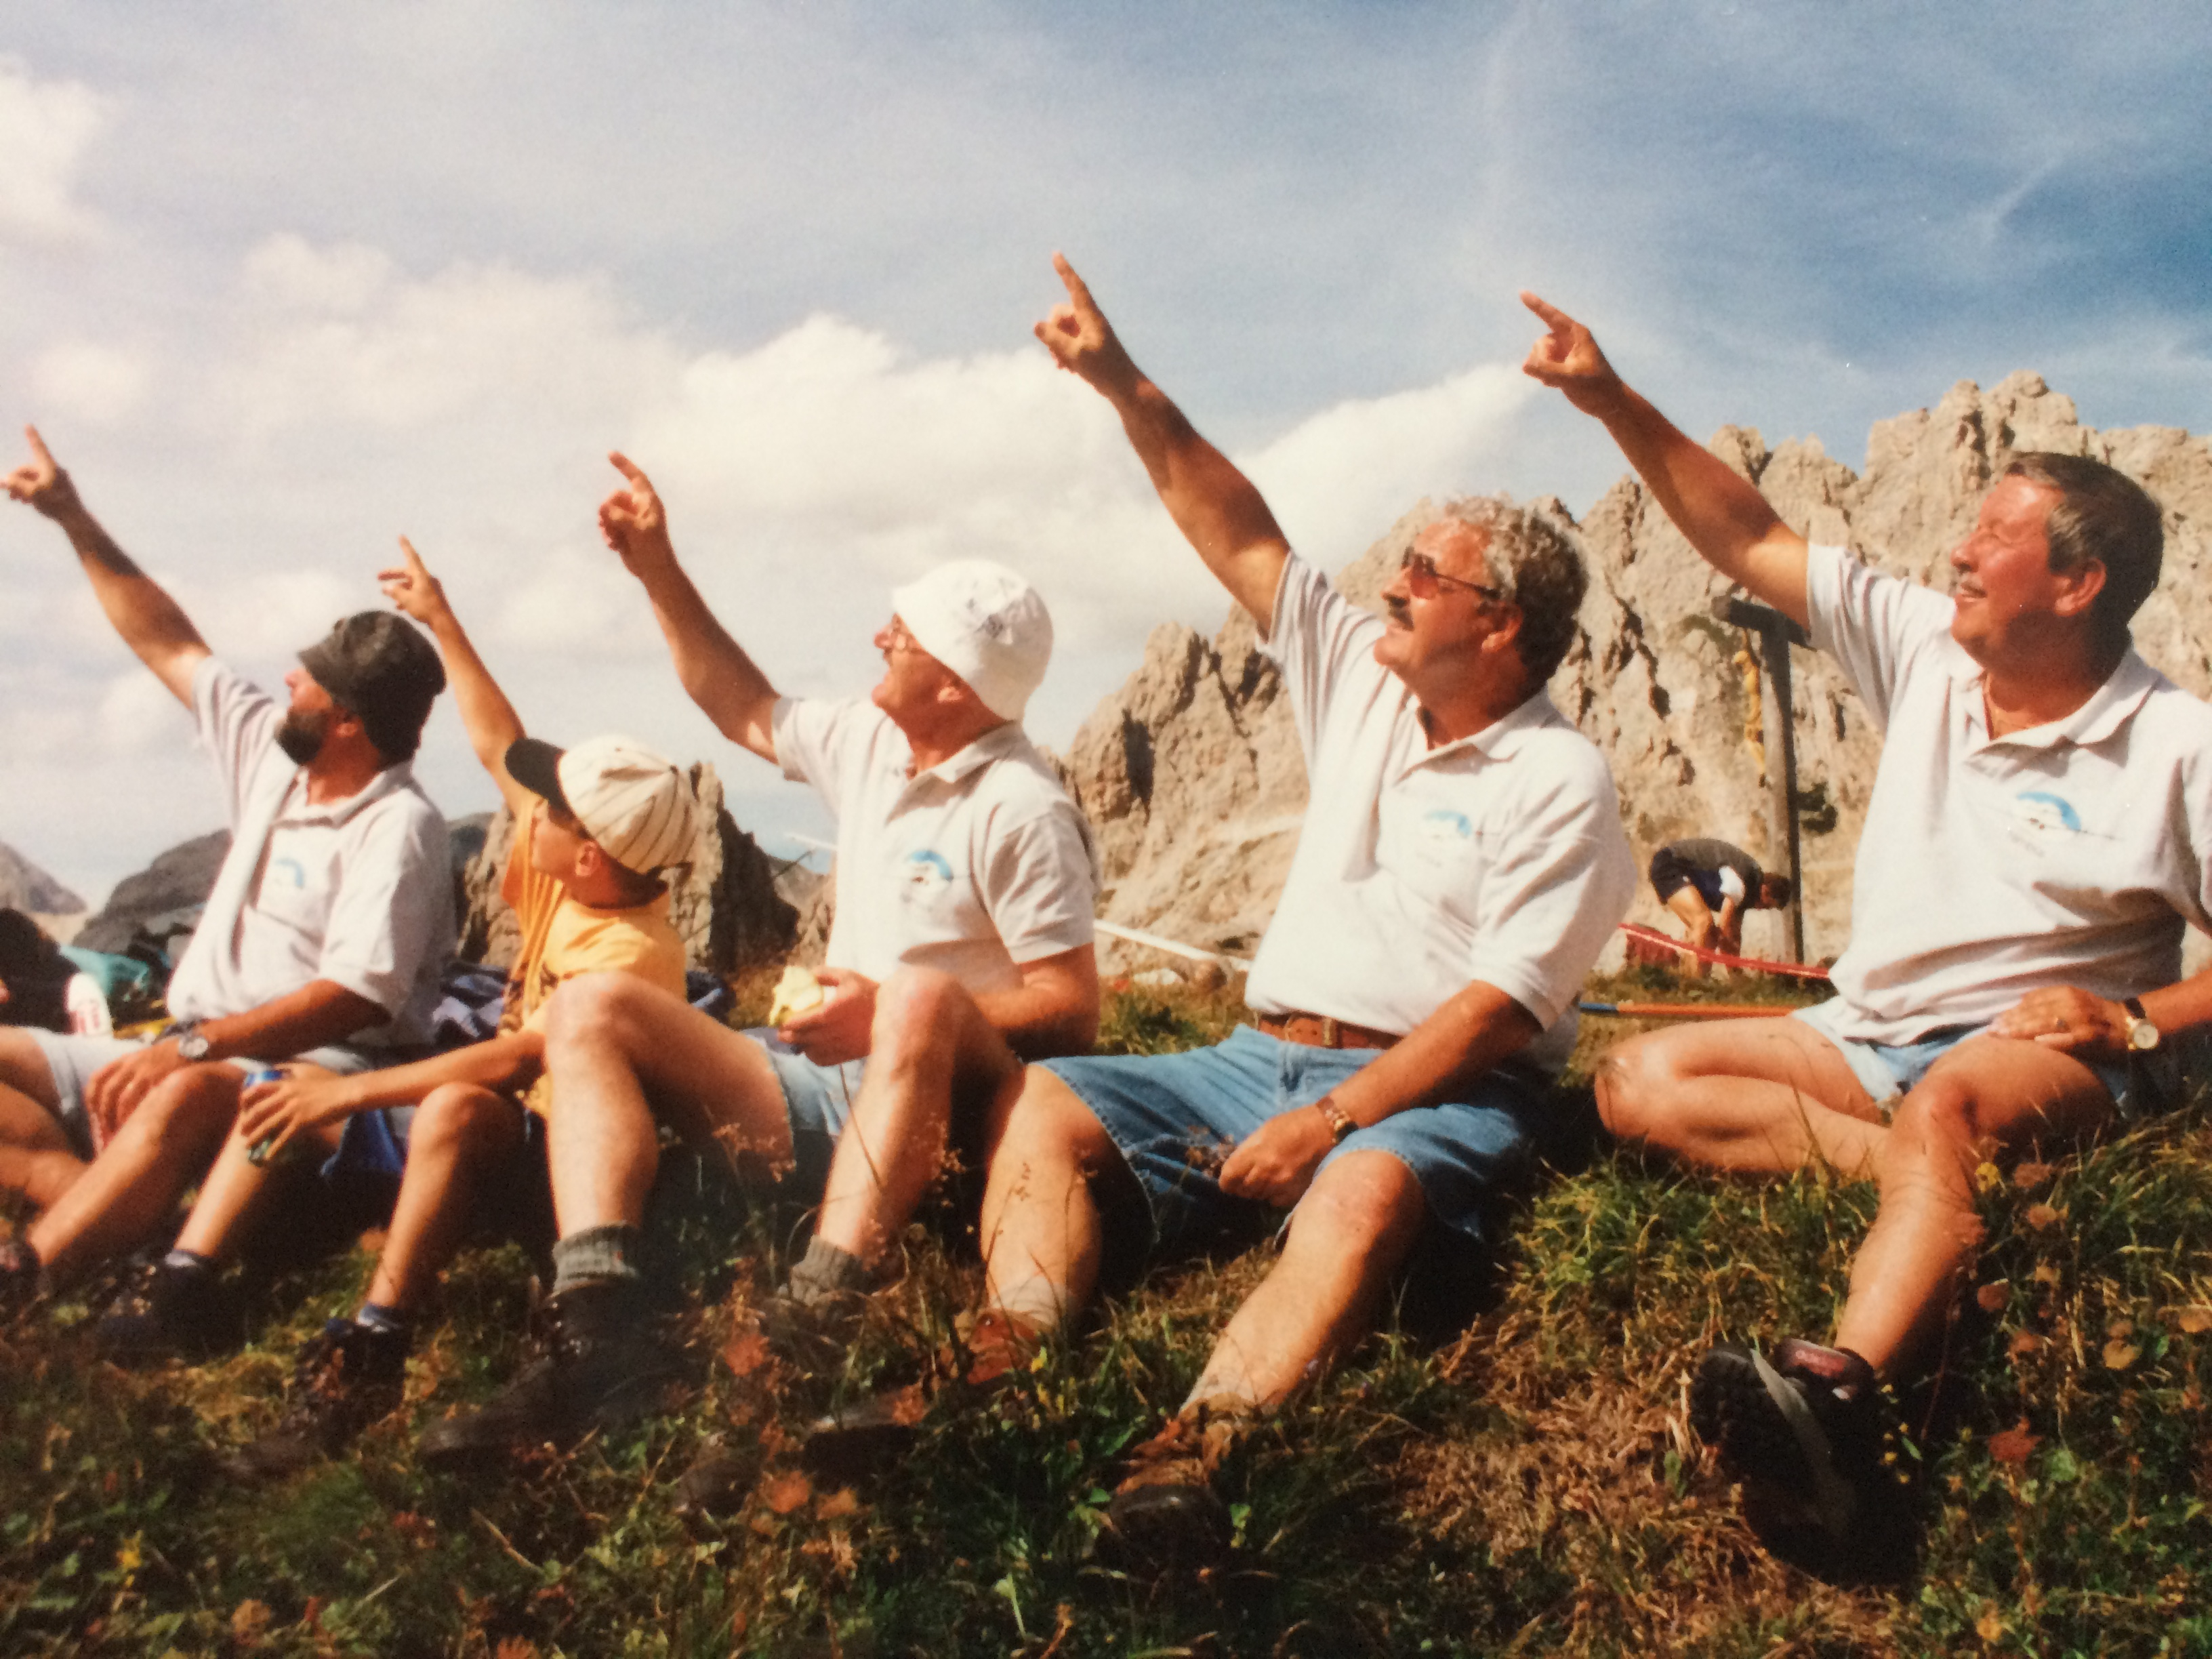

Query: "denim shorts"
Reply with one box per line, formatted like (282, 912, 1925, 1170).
(747, 1027, 865, 1197)
(1040, 1024, 1544, 1258)
(1790, 998, 2148, 1116)
(23, 1029, 376, 1160)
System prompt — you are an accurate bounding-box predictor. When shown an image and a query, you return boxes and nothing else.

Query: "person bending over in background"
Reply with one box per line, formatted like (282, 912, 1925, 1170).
(1647, 836, 1793, 972)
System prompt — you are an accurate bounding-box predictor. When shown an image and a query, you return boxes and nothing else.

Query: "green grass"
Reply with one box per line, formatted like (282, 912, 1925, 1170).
(5, 972, 2211, 1656)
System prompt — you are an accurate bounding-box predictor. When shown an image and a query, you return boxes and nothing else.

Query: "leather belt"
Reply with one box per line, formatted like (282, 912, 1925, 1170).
(1254, 1011, 1399, 1051)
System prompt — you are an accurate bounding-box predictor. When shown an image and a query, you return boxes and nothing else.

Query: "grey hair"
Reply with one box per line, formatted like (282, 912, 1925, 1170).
(1435, 495, 1589, 685)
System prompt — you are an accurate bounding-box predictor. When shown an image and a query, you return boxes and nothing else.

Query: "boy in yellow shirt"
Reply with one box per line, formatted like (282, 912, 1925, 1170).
(97, 540, 694, 1481)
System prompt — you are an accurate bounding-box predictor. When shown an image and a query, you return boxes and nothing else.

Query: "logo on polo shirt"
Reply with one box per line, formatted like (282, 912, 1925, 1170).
(1418, 808, 1475, 844)
(902, 850, 956, 894)
(271, 856, 308, 887)
(2011, 791, 2082, 836)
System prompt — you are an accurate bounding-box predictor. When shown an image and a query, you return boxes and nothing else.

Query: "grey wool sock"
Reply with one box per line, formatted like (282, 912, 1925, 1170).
(786, 1235, 869, 1307)
(550, 1224, 644, 1297)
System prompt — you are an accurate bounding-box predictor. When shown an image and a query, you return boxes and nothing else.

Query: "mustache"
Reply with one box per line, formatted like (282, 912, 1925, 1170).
(1386, 596, 1412, 626)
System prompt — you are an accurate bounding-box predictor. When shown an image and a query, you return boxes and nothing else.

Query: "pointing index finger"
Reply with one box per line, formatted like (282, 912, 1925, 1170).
(608, 450, 649, 487)
(1051, 251, 1097, 313)
(397, 534, 429, 573)
(1519, 291, 1573, 331)
(24, 425, 53, 467)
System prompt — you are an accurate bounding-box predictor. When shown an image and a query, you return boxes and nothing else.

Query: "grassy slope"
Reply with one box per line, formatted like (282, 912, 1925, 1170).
(4, 970, 2210, 1657)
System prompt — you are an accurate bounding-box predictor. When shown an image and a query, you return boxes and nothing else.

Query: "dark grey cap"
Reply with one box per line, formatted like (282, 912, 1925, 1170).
(298, 612, 446, 762)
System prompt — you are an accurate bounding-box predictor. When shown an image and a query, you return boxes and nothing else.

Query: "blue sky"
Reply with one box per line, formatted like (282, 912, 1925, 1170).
(4, 2, 2209, 907)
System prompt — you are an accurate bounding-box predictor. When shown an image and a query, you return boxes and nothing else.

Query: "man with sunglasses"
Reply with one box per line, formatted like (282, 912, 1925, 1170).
(417, 453, 1101, 1465)
(1523, 293, 2212, 1555)
(0, 428, 452, 1311)
(802, 257, 1634, 1561)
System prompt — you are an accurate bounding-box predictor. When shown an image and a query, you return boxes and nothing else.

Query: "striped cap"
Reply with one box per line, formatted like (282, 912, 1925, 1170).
(506, 735, 699, 876)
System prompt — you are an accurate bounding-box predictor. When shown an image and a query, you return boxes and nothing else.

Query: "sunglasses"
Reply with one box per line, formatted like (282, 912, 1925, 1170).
(1399, 549, 1502, 602)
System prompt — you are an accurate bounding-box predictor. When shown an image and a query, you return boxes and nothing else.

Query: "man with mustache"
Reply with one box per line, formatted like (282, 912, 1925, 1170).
(1523, 295, 2212, 1551)
(0, 428, 453, 1314)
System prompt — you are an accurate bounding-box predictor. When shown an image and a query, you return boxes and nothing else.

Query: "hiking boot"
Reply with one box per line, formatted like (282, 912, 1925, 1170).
(220, 1317, 411, 1483)
(93, 1257, 245, 1365)
(759, 1285, 870, 1375)
(799, 1307, 1040, 1481)
(0, 1238, 43, 1322)
(1691, 1338, 1887, 1543)
(416, 1279, 680, 1467)
(1098, 1403, 1242, 1569)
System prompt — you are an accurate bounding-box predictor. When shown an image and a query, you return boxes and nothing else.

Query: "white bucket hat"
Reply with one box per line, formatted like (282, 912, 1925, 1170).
(505, 734, 699, 876)
(891, 559, 1053, 722)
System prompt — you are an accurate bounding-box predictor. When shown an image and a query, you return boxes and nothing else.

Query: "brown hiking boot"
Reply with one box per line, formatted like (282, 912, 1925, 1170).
(1099, 1400, 1245, 1568)
(219, 1317, 410, 1483)
(798, 1307, 1042, 1481)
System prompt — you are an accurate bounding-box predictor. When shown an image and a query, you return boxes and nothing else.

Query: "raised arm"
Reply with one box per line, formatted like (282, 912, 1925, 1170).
(5, 426, 210, 705)
(598, 453, 779, 764)
(1035, 255, 1291, 634)
(379, 537, 530, 815)
(1520, 295, 1810, 628)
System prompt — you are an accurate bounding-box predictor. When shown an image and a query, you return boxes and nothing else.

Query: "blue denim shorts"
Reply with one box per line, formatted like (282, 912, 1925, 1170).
(1040, 1025, 1544, 1257)
(1790, 998, 2142, 1115)
(747, 1027, 865, 1197)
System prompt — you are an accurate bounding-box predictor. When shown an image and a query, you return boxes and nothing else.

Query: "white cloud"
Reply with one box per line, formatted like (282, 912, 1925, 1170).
(30, 340, 151, 423)
(0, 57, 108, 244)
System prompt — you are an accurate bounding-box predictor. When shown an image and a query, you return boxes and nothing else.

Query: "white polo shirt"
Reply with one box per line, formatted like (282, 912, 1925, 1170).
(165, 658, 455, 1048)
(773, 699, 1099, 995)
(1808, 542, 2212, 1044)
(1244, 556, 1636, 1076)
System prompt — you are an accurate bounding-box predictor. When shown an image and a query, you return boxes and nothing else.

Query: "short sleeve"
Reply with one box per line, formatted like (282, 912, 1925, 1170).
(1803, 544, 1956, 733)
(979, 805, 1100, 966)
(190, 658, 284, 827)
(1258, 556, 1389, 764)
(772, 696, 879, 818)
(1462, 745, 1637, 1029)
(1716, 865, 1747, 903)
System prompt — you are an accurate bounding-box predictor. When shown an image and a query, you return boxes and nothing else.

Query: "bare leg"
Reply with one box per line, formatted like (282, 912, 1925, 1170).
(539, 974, 790, 1235)
(813, 969, 1023, 1267)
(28, 1065, 245, 1280)
(173, 1092, 346, 1261)
(979, 1066, 1126, 1329)
(1833, 1036, 2116, 1376)
(1186, 1150, 1427, 1408)
(365, 1084, 526, 1312)
(0, 1031, 83, 1210)
(1663, 886, 1718, 977)
(1597, 1016, 1889, 1178)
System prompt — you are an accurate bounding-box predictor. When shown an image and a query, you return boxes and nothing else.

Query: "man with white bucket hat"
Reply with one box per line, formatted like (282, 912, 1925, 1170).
(419, 454, 1100, 1467)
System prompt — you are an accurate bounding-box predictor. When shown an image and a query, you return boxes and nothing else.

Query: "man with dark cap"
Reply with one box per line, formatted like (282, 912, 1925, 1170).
(0, 427, 454, 1313)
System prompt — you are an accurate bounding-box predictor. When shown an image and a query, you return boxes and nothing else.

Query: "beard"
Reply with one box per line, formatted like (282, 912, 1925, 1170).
(275, 705, 331, 766)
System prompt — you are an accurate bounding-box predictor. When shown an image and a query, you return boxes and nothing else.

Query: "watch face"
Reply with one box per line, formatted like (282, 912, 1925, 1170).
(176, 1032, 211, 1061)
(2130, 1021, 2160, 1052)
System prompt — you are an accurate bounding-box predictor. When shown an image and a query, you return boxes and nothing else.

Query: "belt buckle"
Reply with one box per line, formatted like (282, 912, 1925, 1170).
(1319, 1016, 1339, 1048)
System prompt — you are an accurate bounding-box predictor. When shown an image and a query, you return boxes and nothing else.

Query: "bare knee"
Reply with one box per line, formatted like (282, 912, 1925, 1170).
(1879, 1080, 1988, 1244)
(542, 970, 657, 1056)
(1594, 1033, 1688, 1143)
(998, 1067, 1116, 1173)
(412, 1084, 520, 1160)
(123, 1067, 241, 1151)
(1290, 1151, 1426, 1262)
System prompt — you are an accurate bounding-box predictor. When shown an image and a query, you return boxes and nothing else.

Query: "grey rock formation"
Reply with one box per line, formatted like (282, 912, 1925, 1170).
(1062, 375, 2212, 975)
(75, 830, 230, 955)
(457, 762, 798, 973)
(0, 842, 85, 917)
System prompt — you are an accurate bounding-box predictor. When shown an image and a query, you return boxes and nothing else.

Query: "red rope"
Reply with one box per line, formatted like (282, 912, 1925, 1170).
(1619, 920, 1832, 981)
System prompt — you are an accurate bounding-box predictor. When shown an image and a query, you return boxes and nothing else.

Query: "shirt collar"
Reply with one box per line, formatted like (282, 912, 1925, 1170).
(279, 760, 415, 825)
(904, 720, 1027, 788)
(1954, 644, 2160, 752)
(1401, 687, 1563, 771)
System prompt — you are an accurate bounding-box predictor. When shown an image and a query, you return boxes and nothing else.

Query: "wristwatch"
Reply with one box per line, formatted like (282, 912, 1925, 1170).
(2121, 998, 2160, 1054)
(171, 1021, 213, 1063)
(1313, 1095, 1359, 1145)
